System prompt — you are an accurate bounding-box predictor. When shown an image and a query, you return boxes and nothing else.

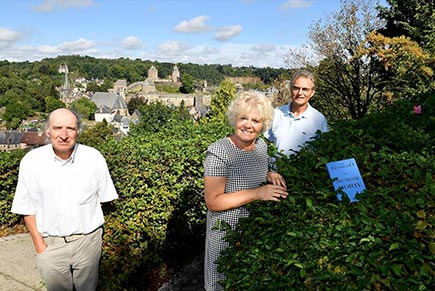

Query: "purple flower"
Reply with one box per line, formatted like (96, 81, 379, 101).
(414, 105, 422, 115)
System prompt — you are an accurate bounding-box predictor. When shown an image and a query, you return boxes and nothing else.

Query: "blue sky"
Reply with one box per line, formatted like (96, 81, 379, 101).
(0, 0, 384, 68)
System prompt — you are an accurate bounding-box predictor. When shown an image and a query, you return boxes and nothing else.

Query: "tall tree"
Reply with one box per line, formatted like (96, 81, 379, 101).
(285, 0, 386, 120)
(377, 0, 435, 94)
(45, 96, 65, 113)
(179, 73, 195, 94)
(78, 119, 114, 148)
(378, 0, 435, 54)
(127, 97, 147, 115)
(69, 97, 97, 120)
(129, 101, 192, 136)
(356, 32, 435, 98)
(206, 80, 237, 124)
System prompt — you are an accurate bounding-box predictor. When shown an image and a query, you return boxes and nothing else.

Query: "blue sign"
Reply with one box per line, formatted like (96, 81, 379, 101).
(326, 158, 366, 202)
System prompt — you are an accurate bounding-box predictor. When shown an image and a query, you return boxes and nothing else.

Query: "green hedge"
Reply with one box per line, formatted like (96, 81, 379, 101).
(97, 120, 230, 289)
(218, 94, 435, 290)
(2, 93, 434, 290)
(0, 150, 26, 226)
(0, 108, 230, 289)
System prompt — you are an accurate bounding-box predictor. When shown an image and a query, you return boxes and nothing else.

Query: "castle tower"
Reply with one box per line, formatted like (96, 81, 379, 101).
(172, 65, 180, 82)
(113, 79, 127, 100)
(148, 65, 158, 81)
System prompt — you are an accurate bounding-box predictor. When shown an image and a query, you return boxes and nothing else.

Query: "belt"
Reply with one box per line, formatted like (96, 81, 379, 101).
(62, 233, 86, 243)
(48, 226, 102, 243)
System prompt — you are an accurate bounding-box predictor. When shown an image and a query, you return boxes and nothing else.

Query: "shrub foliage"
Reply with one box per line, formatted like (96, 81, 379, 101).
(0, 150, 26, 226)
(218, 93, 435, 290)
(1, 91, 434, 290)
(94, 105, 231, 289)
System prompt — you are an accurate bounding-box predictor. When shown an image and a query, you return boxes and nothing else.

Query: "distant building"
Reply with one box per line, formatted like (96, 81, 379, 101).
(21, 131, 48, 148)
(94, 106, 112, 123)
(0, 130, 23, 151)
(0, 130, 48, 152)
(113, 79, 127, 99)
(142, 78, 157, 94)
(91, 92, 128, 119)
(172, 65, 180, 82)
(148, 66, 158, 81)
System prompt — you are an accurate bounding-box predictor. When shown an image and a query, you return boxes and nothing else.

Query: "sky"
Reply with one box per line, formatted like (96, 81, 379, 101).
(0, 0, 384, 68)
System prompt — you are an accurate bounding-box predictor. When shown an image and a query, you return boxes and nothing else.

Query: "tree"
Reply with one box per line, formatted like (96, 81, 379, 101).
(109, 64, 127, 80)
(127, 97, 147, 115)
(179, 73, 195, 94)
(376, 0, 435, 95)
(378, 0, 435, 54)
(86, 81, 100, 93)
(356, 32, 435, 98)
(129, 101, 192, 135)
(69, 97, 97, 120)
(271, 71, 293, 107)
(45, 96, 65, 113)
(285, 0, 386, 120)
(206, 80, 237, 124)
(78, 119, 114, 148)
(2, 89, 32, 128)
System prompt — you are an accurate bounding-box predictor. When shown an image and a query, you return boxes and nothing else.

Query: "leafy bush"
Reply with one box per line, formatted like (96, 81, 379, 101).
(97, 116, 230, 289)
(0, 94, 230, 290)
(0, 150, 26, 226)
(129, 100, 192, 135)
(3, 88, 432, 290)
(218, 93, 435, 290)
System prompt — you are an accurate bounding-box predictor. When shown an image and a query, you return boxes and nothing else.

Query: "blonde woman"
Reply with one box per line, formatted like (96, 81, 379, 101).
(204, 90, 287, 291)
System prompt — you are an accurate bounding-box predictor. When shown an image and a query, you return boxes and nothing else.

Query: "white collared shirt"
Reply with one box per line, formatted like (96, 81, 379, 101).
(11, 143, 118, 237)
(264, 102, 328, 156)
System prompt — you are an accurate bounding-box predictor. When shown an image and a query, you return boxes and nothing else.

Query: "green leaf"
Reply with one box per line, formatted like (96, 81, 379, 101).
(391, 264, 402, 276)
(306, 198, 313, 208)
(416, 210, 426, 218)
(389, 243, 400, 251)
(428, 241, 435, 255)
(416, 220, 429, 230)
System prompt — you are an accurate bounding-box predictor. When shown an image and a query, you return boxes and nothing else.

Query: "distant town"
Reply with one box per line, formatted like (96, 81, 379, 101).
(0, 64, 278, 152)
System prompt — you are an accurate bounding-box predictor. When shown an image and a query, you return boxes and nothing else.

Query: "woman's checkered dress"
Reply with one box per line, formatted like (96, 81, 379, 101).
(203, 136, 269, 291)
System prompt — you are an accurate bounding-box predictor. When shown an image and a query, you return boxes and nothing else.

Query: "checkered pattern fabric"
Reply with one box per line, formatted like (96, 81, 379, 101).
(204, 137, 269, 291)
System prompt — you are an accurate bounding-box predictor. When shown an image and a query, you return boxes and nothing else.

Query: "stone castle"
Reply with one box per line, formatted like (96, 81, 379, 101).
(58, 64, 211, 135)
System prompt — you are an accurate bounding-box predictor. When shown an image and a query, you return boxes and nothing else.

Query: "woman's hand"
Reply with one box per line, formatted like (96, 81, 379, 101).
(267, 172, 287, 188)
(258, 183, 288, 202)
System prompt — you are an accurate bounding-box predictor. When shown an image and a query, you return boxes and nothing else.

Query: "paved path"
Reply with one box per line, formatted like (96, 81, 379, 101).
(0, 234, 45, 291)
(0, 233, 204, 291)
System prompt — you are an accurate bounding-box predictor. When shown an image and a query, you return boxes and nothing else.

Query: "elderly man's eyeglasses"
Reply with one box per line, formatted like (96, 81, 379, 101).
(291, 86, 313, 94)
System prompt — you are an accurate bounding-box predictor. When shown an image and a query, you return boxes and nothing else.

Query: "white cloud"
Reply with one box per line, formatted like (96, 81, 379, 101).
(138, 42, 291, 68)
(122, 36, 144, 50)
(157, 40, 191, 56)
(0, 27, 22, 42)
(173, 15, 211, 33)
(33, 0, 95, 12)
(36, 45, 60, 54)
(252, 44, 276, 53)
(57, 38, 95, 51)
(201, 46, 220, 55)
(280, 0, 313, 10)
(0, 35, 291, 69)
(214, 25, 242, 42)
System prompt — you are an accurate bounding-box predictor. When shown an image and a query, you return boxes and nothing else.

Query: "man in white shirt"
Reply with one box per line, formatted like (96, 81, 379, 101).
(11, 108, 118, 291)
(264, 70, 328, 157)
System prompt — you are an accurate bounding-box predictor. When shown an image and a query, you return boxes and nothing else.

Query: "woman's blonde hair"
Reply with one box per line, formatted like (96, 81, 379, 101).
(226, 90, 274, 133)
